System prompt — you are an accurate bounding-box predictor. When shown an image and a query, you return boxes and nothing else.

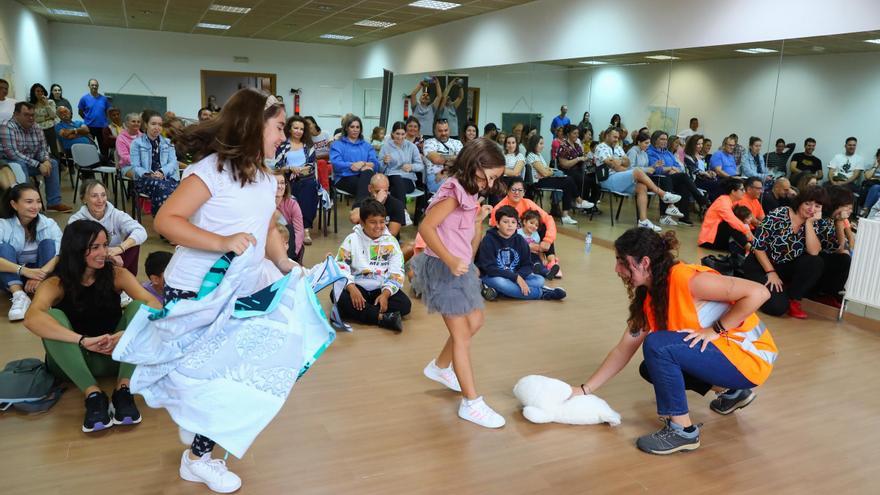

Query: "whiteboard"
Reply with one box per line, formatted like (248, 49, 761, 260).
(316, 86, 343, 118)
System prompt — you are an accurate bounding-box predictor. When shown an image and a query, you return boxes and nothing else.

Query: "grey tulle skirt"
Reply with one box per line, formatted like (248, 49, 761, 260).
(411, 253, 484, 316)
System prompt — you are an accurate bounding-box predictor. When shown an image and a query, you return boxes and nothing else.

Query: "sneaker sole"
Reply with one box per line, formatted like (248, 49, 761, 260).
(82, 421, 113, 433)
(179, 467, 242, 494)
(112, 415, 143, 426)
(710, 392, 757, 415)
(637, 440, 700, 455)
(457, 411, 506, 429)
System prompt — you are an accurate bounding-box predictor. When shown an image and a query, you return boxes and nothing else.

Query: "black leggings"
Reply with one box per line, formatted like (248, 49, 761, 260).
(388, 175, 416, 204)
(700, 220, 749, 256)
(537, 222, 556, 256)
(564, 168, 600, 204)
(741, 253, 824, 316)
(335, 170, 375, 201)
(535, 176, 578, 211)
(657, 173, 706, 218)
(814, 252, 851, 297)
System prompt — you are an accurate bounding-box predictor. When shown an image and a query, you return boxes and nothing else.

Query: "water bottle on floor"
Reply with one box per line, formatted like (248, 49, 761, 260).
(584, 232, 592, 254)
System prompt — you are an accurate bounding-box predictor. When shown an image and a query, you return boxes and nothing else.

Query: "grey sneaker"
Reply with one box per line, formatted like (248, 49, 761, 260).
(709, 389, 756, 415)
(636, 419, 701, 455)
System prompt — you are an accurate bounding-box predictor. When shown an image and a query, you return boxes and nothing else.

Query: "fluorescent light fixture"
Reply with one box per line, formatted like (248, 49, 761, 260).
(209, 4, 252, 14)
(320, 34, 354, 40)
(645, 55, 679, 60)
(735, 48, 778, 54)
(197, 22, 231, 30)
(409, 1, 461, 10)
(49, 9, 89, 17)
(864, 39, 880, 44)
(622, 62, 649, 66)
(579, 60, 607, 65)
(354, 20, 397, 28)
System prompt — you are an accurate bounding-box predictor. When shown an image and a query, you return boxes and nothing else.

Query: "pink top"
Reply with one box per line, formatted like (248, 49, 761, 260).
(277, 197, 305, 255)
(424, 177, 479, 261)
(116, 130, 141, 168)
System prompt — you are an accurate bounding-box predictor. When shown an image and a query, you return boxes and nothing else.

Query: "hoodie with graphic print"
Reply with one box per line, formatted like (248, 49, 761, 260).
(335, 225, 405, 294)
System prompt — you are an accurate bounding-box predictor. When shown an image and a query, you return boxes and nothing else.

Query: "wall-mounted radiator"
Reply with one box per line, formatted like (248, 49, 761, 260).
(840, 218, 880, 320)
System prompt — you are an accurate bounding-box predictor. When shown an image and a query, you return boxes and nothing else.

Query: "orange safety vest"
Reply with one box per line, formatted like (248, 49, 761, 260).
(644, 263, 778, 385)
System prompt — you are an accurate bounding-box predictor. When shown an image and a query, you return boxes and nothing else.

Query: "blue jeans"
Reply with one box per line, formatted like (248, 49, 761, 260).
(481, 274, 544, 300)
(8, 159, 62, 206)
(642, 331, 755, 416)
(864, 184, 880, 211)
(0, 239, 56, 288)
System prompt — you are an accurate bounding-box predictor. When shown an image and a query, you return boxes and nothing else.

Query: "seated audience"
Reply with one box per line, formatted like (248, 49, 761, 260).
(370, 126, 386, 153)
(404, 116, 426, 154)
(483, 123, 499, 144)
(698, 178, 753, 255)
(272, 170, 305, 263)
(350, 173, 405, 238)
(730, 133, 745, 166)
(379, 121, 423, 202)
(740, 137, 768, 180)
(683, 134, 721, 202)
(734, 176, 767, 228)
(764, 138, 795, 175)
(102, 107, 124, 155)
(710, 136, 738, 178)
(550, 125, 564, 162)
(789, 138, 823, 180)
(142, 250, 172, 306)
(0, 102, 72, 212)
(702, 137, 714, 163)
(828, 137, 864, 191)
(0, 184, 62, 320)
(68, 180, 147, 276)
(577, 111, 594, 139)
(793, 172, 818, 193)
(503, 135, 526, 181)
(304, 116, 332, 161)
(647, 130, 706, 225)
(476, 206, 566, 301)
(609, 114, 628, 143)
(518, 209, 560, 280)
(762, 177, 795, 212)
(741, 186, 828, 319)
(461, 122, 478, 145)
(23, 220, 161, 433)
(54, 106, 92, 154)
(556, 124, 600, 206)
(810, 185, 854, 308)
(409, 77, 442, 138)
(275, 115, 318, 245)
(129, 110, 180, 214)
(626, 132, 650, 168)
(0, 78, 15, 124)
(49, 83, 72, 112)
(550, 106, 570, 135)
(525, 133, 590, 224)
(596, 128, 682, 232)
(330, 115, 378, 199)
(31, 84, 59, 159)
(115, 112, 142, 174)
(423, 119, 462, 193)
(335, 199, 410, 332)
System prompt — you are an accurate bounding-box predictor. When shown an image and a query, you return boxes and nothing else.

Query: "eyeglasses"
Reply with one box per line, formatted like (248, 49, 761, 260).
(509, 188, 525, 193)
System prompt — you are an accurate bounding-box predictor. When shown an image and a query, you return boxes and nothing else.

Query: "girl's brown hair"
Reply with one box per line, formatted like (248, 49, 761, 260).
(178, 88, 284, 186)
(449, 138, 505, 196)
(614, 228, 680, 335)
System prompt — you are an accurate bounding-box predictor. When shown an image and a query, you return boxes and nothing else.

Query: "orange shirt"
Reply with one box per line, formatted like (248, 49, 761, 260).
(490, 197, 557, 245)
(698, 195, 752, 245)
(735, 195, 765, 223)
(644, 263, 777, 385)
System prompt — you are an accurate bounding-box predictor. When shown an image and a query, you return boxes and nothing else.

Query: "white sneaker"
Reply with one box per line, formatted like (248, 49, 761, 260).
(638, 219, 662, 232)
(458, 397, 506, 428)
(179, 450, 242, 493)
(661, 192, 682, 204)
(120, 291, 133, 308)
(8, 291, 30, 321)
(575, 199, 595, 210)
(664, 205, 685, 218)
(659, 215, 679, 226)
(423, 359, 462, 392)
(561, 215, 578, 225)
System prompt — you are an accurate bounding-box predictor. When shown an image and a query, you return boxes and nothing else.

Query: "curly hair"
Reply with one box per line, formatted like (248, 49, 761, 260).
(613, 228, 680, 335)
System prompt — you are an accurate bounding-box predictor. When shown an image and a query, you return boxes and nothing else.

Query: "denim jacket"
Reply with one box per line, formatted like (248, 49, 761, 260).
(130, 134, 180, 179)
(0, 214, 63, 254)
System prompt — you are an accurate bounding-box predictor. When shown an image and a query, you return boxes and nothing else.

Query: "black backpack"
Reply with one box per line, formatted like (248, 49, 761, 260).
(0, 358, 65, 413)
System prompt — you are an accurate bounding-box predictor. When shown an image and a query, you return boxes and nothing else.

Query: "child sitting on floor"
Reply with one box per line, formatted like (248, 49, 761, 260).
(518, 209, 561, 280)
(335, 199, 411, 332)
(142, 251, 172, 306)
(476, 206, 566, 301)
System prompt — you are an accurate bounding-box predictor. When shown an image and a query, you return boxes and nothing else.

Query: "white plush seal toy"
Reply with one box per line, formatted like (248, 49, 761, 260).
(513, 375, 621, 426)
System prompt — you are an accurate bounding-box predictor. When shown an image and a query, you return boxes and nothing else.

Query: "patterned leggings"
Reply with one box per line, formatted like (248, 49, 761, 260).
(135, 176, 178, 214)
(164, 285, 216, 457)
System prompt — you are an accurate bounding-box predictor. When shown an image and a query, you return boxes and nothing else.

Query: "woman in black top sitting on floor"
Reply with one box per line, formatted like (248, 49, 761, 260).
(23, 220, 161, 433)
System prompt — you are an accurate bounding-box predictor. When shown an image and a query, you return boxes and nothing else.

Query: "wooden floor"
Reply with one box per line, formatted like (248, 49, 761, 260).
(2, 191, 879, 494)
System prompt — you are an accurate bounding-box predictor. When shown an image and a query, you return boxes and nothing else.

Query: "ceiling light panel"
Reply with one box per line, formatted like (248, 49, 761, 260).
(354, 20, 397, 28)
(645, 55, 679, 60)
(579, 60, 607, 65)
(409, 1, 461, 11)
(197, 22, 232, 30)
(735, 48, 778, 54)
(864, 39, 880, 44)
(320, 34, 354, 40)
(50, 9, 89, 17)
(209, 5, 252, 14)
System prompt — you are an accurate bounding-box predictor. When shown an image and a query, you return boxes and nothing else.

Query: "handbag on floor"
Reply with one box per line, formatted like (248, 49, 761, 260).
(0, 358, 65, 413)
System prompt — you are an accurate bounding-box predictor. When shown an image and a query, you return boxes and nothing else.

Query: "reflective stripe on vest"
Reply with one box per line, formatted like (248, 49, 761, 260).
(729, 321, 777, 365)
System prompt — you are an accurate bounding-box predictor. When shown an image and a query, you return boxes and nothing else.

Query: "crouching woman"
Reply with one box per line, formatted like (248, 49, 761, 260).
(568, 228, 777, 455)
(23, 220, 161, 433)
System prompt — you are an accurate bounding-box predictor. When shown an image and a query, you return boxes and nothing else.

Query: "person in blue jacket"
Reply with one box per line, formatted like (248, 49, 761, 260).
(129, 110, 179, 214)
(475, 206, 566, 301)
(646, 130, 706, 225)
(330, 115, 379, 200)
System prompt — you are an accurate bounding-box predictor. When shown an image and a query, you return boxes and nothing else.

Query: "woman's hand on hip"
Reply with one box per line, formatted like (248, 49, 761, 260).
(678, 328, 719, 352)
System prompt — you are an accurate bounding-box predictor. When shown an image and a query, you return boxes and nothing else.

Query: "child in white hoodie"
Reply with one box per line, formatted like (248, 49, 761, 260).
(335, 199, 410, 331)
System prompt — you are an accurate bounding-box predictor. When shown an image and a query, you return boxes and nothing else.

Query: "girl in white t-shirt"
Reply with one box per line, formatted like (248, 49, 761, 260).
(153, 89, 295, 493)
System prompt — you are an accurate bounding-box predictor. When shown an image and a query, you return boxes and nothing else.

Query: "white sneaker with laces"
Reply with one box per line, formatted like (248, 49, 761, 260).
(423, 359, 462, 392)
(8, 291, 30, 321)
(179, 450, 242, 493)
(661, 192, 682, 204)
(458, 397, 506, 428)
(561, 215, 578, 225)
(575, 199, 595, 210)
(120, 291, 133, 308)
(659, 215, 679, 226)
(664, 205, 685, 218)
(638, 219, 662, 232)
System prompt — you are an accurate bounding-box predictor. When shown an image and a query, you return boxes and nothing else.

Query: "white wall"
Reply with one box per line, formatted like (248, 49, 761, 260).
(0, 0, 52, 100)
(355, 0, 880, 78)
(48, 23, 356, 132)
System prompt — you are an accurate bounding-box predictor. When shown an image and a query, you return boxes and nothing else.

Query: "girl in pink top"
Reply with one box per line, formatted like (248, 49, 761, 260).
(415, 138, 506, 429)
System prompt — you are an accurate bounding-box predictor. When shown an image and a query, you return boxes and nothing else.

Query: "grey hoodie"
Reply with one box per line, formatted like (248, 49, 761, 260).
(67, 201, 148, 247)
